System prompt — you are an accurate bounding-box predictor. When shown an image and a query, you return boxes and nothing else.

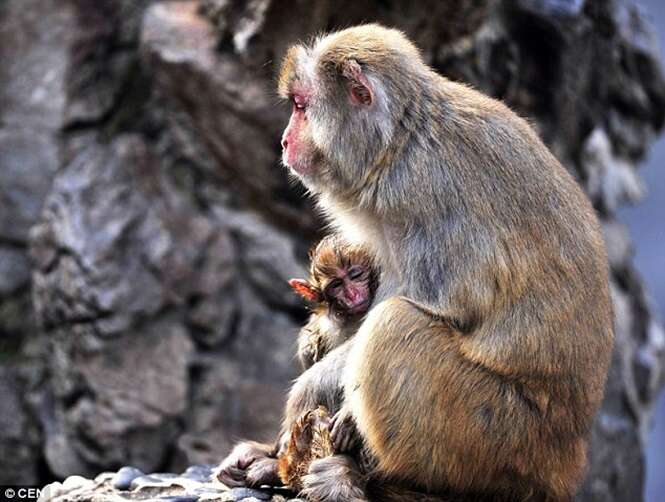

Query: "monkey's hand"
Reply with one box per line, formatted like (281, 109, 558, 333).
(214, 441, 278, 488)
(331, 406, 360, 453)
(246, 456, 281, 487)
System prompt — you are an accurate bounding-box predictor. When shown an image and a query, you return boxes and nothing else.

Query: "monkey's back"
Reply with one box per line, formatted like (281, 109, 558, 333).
(344, 78, 614, 500)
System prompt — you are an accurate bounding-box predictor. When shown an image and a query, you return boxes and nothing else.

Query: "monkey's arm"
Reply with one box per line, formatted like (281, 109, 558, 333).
(297, 317, 327, 370)
(282, 340, 352, 436)
(397, 226, 582, 378)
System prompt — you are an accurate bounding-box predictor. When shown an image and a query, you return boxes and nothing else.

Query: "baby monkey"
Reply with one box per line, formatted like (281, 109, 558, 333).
(216, 237, 377, 492)
(289, 234, 379, 370)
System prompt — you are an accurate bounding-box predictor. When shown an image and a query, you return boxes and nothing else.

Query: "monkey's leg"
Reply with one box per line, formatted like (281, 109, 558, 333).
(281, 340, 353, 439)
(301, 455, 368, 502)
(217, 342, 352, 488)
(345, 297, 580, 499)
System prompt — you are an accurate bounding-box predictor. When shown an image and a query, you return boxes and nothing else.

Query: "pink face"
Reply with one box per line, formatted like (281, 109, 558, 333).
(280, 61, 374, 178)
(281, 93, 317, 176)
(324, 265, 372, 316)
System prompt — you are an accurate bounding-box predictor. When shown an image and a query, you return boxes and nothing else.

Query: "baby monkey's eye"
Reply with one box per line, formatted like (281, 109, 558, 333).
(326, 278, 343, 293)
(348, 267, 365, 280)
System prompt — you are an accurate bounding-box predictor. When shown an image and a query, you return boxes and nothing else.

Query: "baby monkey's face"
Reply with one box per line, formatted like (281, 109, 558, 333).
(289, 262, 375, 321)
(322, 264, 373, 318)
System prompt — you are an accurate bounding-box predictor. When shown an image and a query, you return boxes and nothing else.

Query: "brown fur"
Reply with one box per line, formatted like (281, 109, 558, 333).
(278, 406, 334, 492)
(293, 234, 379, 370)
(217, 24, 613, 502)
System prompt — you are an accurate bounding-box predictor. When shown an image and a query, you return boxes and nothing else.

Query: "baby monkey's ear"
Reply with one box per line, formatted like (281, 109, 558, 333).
(289, 279, 322, 302)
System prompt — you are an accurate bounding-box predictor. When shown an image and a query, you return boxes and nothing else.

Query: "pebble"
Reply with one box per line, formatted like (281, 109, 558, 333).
(130, 474, 169, 490)
(112, 466, 145, 490)
(230, 487, 271, 501)
(192, 485, 228, 495)
(94, 472, 115, 484)
(231, 488, 271, 501)
(152, 472, 180, 480)
(37, 482, 63, 502)
(181, 464, 214, 482)
(62, 475, 91, 491)
(159, 497, 200, 502)
(196, 490, 235, 502)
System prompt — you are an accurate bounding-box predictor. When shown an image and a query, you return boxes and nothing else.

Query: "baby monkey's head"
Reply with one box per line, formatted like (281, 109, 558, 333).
(289, 234, 379, 321)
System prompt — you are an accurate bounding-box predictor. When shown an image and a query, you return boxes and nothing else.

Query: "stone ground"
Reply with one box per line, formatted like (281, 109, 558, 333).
(40, 465, 300, 502)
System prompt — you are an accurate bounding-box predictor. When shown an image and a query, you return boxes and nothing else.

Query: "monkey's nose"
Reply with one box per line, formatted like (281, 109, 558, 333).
(281, 137, 288, 150)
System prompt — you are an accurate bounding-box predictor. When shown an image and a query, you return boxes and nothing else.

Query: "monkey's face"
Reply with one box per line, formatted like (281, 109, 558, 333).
(323, 264, 373, 319)
(277, 31, 404, 195)
(280, 91, 323, 177)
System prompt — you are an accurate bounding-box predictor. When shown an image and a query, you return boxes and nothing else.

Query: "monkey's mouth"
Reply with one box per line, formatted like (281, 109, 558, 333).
(282, 154, 312, 177)
(346, 299, 371, 316)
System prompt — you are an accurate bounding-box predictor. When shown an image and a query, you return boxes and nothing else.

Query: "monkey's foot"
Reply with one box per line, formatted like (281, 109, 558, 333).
(331, 406, 360, 453)
(214, 441, 277, 488)
(301, 455, 368, 502)
(278, 406, 334, 491)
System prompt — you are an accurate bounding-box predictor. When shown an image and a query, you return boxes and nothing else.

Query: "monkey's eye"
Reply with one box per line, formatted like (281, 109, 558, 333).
(348, 267, 365, 280)
(292, 94, 308, 111)
(326, 278, 343, 294)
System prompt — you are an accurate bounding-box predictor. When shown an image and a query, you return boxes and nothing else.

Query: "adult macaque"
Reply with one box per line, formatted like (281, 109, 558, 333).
(219, 24, 614, 501)
(289, 234, 378, 370)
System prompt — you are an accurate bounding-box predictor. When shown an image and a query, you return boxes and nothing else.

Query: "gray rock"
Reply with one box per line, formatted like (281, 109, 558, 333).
(0, 368, 40, 485)
(230, 488, 271, 501)
(0, 247, 31, 296)
(181, 465, 214, 482)
(112, 466, 144, 490)
(130, 474, 171, 490)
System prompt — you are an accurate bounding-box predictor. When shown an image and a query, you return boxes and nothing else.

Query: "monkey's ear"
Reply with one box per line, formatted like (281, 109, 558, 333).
(341, 59, 373, 106)
(289, 279, 322, 302)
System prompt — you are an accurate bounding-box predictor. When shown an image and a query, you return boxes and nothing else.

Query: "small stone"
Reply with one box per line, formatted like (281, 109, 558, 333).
(193, 485, 228, 496)
(230, 488, 271, 501)
(152, 472, 180, 480)
(159, 497, 200, 502)
(94, 472, 115, 483)
(197, 491, 234, 502)
(112, 466, 145, 490)
(37, 482, 63, 502)
(61, 475, 91, 491)
(181, 465, 213, 482)
(130, 474, 169, 490)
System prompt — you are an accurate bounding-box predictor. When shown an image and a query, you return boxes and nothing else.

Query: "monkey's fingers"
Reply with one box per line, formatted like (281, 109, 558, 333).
(214, 463, 247, 487)
(246, 457, 282, 487)
(214, 441, 272, 487)
(331, 409, 359, 453)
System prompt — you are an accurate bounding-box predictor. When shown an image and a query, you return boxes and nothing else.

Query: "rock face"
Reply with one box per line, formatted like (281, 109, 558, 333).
(0, 0, 663, 500)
